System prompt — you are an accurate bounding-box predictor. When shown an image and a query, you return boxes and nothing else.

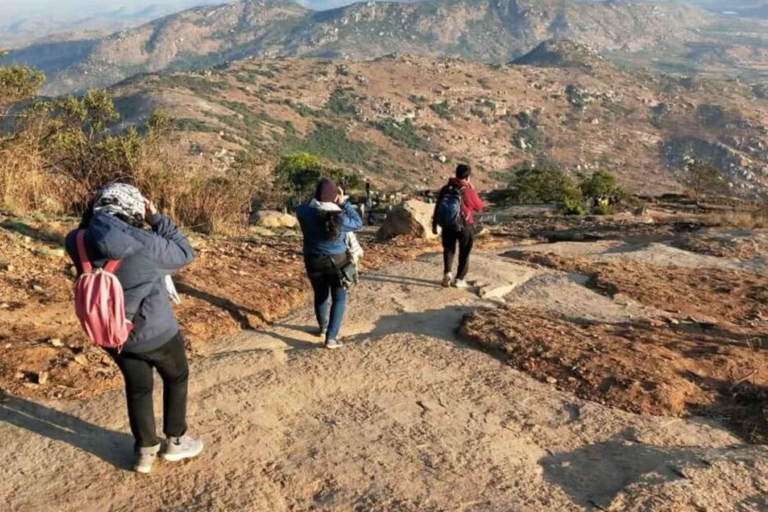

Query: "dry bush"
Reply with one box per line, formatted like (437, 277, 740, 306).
(1, 96, 272, 233)
(706, 210, 768, 229)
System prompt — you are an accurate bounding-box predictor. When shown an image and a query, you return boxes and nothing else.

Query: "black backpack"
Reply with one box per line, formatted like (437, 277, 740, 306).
(437, 185, 465, 232)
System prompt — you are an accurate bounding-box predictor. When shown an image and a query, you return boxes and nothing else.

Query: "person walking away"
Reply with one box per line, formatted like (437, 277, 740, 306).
(297, 180, 363, 348)
(65, 183, 202, 474)
(432, 164, 484, 288)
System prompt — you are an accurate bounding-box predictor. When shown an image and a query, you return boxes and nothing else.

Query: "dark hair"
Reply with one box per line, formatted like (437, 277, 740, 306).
(456, 164, 471, 180)
(322, 212, 343, 241)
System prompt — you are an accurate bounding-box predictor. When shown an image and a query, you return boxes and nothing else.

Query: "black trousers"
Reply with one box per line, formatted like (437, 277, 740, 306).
(110, 333, 189, 449)
(442, 228, 475, 280)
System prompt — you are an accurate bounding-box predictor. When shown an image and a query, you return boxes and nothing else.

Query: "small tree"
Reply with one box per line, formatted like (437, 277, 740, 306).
(685, 161, 727, 199)
(579, 170, 625, 214)
(510, 162, 580, 204)
(0, 53, 45, 109)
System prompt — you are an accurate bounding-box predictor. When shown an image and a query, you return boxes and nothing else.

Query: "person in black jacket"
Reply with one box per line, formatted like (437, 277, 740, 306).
(65, 183, 202, 474)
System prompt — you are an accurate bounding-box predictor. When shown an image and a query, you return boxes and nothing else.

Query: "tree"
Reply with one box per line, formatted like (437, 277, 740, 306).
(510, 162, 580, 204)
(579, 170, 625, 214)
(685, 161, 728, 199)
(0, 60, 45, 107)
(274, 152, 363, 203)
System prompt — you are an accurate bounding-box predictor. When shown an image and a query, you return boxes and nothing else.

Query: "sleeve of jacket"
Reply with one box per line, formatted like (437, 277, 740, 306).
(144, 214, 196, 273)
(340, 201, 363, 232)
(464, 187, 485, 213)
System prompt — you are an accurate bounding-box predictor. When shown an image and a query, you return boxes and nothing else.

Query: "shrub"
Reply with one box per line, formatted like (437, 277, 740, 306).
(282, 124, 371, 167)
(0, 75, 268, 232)
(579, 170, 625, 207)
(684, 161, 728, 198)
(429, 101, 453, 120)
(509, 163, 579, 204)
(373, 119, 429, 150)
(274, 152, 362, 203)
(326, 88, 358, 116)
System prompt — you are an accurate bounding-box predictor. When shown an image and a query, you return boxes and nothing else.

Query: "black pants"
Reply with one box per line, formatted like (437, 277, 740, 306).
(442, 228, 475, 280)
(110, 333, 189, 449)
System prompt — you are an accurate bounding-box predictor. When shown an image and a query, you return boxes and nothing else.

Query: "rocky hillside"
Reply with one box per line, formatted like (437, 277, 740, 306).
(9, 0, 711, 96)
(106, 47, 768, 195)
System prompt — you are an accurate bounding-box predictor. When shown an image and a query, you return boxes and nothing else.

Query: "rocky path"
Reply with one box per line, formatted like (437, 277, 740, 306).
(1, 250, 767, 512)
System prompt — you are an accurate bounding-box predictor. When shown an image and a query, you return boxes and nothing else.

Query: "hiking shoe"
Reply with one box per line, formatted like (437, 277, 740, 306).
(452, 279, 469, 289)
(162, 435, 203, 462)
(316, 326, 328, 338)
(325, 339, 343, 349)
(134, 443, 161, 474)
(441, 273, 453, 288)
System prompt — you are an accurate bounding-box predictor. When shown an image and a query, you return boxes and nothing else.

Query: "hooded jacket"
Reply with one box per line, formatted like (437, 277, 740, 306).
(296, 200, 363, 258)
(432, 178, 485, 232)
(65, 212, 195, 354)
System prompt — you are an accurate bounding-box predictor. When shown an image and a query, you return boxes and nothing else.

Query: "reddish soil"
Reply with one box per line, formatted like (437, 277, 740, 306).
(0, 214, 435, 400)
(461, 305, 768, 443)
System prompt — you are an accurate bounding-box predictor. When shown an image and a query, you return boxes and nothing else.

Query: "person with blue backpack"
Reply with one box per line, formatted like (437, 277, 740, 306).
(65, 183, 202, 474)
(432, 164, 485, 288)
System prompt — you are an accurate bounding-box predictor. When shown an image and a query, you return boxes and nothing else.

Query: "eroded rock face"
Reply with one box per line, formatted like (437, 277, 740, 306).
(250, 210, 298, 229)
(377, 200, 439, 240)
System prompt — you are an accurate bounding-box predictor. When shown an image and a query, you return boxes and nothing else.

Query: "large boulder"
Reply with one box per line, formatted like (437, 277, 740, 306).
(377, 200, 439, 240)
(250, 210, 298, 229)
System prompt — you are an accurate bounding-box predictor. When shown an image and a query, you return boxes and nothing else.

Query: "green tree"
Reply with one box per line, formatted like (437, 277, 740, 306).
(685, 161, 728, 198)
(579, 170, 625, 214)
(274, 152, 364, 203)
(510, 163, 580, 204)
(0, 58, 45, 107)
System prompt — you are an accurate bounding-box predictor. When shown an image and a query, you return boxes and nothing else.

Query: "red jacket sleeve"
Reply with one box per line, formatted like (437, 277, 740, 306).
(464, 186, 484, 213)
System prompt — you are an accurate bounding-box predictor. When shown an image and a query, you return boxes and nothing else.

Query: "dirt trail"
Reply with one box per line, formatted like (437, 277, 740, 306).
(1, 251, 768, 512)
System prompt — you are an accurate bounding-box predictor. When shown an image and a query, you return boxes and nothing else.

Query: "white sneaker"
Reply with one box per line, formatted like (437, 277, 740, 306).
(452, 279, 469, 289)
(162, 434, 203, 462)
(441, 273, 453, 288)
(134, 443, 161, 474)
(325, 339, 343, 349)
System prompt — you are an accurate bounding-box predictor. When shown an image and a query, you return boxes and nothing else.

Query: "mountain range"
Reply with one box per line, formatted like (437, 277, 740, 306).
(8, 0, 717, 96)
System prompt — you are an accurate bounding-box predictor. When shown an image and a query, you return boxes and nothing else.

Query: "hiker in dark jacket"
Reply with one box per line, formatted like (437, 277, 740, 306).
(296, 179, 363, 349)
(432, 164, 485, 288)
(65, 183, 202, 474)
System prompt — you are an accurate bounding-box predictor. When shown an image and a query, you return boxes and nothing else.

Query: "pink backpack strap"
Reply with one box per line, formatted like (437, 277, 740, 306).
(104, 260, 121, 273)
(75, 231, 93, 274)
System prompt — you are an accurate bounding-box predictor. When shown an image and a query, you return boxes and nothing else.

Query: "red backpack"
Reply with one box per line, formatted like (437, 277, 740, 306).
(73, 230, 133, 352)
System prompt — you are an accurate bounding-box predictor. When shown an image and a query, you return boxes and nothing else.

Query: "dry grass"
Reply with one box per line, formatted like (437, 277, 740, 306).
(705, 210, 768, 229)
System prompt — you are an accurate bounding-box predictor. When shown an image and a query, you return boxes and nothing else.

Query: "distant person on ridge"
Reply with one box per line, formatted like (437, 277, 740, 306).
(432, 164, 485, 288)
(65, 183, 202, 474)
(297, 179, 363, 349)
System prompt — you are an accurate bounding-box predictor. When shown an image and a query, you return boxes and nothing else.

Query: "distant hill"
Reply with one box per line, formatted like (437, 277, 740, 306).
(8, 0, 711, 96)
(104, 48, 768, 196)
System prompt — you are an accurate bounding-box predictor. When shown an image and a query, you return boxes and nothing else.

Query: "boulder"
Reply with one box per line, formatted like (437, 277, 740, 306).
(377, 200, 439, 240)
(250, 211, 298, 229)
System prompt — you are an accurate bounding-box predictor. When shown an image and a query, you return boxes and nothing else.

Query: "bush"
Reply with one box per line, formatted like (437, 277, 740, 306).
(274, 153, 362, 203)
(373, 119, 429, 150)
(509, 163, 580, 204)
(0, 75, 268, 233)
(684, 161, 728, 198)
(579, 170, 625, 206)
(429, 101, 453, 121)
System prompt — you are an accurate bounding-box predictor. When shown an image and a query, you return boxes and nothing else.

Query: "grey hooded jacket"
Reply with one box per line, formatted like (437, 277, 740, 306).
(65, 212, 195, 354)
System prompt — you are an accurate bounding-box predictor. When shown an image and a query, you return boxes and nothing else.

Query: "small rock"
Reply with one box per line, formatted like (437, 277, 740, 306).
(46, 248, 66, 259)
(0, 303, 8, 309)
(49, 338, 64, 348)
(73, 354, 89, 366)
(5, 264, 15, 272)
(37, 371, 49, 385)
(32, 285, 44, 293)
(14, 372, 25, 380)
(546, 376, 558, 385)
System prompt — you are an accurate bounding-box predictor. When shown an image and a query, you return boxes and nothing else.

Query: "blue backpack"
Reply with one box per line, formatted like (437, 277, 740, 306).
(437, 185, 465, 232)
